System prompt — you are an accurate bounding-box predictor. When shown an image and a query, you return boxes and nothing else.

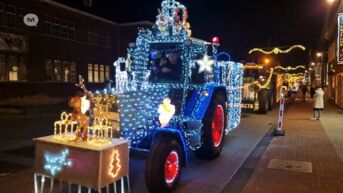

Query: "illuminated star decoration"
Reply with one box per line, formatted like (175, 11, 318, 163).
(44, 149, 72, 176)
(248, 45, 306, 55)
(196, 54, 215, 73)
(109, 150, 121, 178)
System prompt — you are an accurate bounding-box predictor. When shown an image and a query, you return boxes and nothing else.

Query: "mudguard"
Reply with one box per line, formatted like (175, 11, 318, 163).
(151, 128, 189, 166)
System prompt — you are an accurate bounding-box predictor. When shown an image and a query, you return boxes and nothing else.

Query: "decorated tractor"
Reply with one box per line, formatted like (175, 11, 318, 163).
(90, 1, 243, 192)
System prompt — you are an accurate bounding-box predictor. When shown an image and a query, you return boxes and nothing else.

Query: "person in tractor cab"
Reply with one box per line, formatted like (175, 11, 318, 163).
(157, 51, 182, 81)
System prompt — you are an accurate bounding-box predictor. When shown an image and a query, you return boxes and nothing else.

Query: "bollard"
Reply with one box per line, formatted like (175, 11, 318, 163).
(274, 93, 286, 136)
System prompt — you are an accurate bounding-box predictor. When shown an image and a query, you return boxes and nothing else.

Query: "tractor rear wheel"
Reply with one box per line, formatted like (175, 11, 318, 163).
(195, 91, 227, 159)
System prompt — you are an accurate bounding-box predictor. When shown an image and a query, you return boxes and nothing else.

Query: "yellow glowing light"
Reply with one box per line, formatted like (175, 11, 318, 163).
(109, 150, 121, 178)
(255, 68, 274, 89)
(264, 58, 270, 65)
(53, 112, 77, 141)
(249, 45, 306, 55)
(158, 98, 175, 128)
(274, 65, 305, 71)
(242, 65, 263, 70)
(80, 95, 90, 114)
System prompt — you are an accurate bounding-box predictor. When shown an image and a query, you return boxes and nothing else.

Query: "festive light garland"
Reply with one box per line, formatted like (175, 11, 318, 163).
(248, 45, 306, 55)
(274, 65, 305, 71)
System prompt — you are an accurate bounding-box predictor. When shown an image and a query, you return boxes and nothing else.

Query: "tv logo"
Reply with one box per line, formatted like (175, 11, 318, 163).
(23, 13, 39, 27)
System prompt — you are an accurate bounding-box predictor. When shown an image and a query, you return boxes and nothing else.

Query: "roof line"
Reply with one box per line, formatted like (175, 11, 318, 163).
(38, 0, 119, 25)
(119, 21, 154, 27)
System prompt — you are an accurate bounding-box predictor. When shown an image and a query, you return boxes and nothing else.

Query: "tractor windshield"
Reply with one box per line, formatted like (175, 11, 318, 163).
(149, 43, 182, 83)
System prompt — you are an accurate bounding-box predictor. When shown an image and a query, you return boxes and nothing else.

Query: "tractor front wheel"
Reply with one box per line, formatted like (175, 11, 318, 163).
(145, 138, 183, 193)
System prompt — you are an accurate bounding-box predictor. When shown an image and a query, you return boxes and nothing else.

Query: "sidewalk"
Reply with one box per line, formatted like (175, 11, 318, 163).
(238, 97, 343, 193)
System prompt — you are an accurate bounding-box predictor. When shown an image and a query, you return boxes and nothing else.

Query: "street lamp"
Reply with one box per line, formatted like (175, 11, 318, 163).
(263, 58, 270, 65)
(316, 52, 323, 57)
(327, 0, 335, 4)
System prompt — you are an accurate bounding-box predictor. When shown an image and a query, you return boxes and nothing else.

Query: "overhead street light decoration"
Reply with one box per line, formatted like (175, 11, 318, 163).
(274, 65, 306, 71)
(248, 45, 306, 55)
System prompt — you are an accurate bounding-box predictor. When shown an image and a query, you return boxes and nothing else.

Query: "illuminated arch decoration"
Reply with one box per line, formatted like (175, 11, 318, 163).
(248, 45, 306, 55)
(44, 149, 72, 176)
(108, 150, 121, 178)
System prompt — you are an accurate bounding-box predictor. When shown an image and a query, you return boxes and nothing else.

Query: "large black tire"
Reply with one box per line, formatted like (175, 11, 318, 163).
(268, 91, 274, 111)
(145, 138, 183, 193)
(195, 91, 227, 160)
(258, 90, 269, 114)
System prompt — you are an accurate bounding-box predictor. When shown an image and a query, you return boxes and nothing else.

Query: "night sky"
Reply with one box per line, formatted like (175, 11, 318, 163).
(64, 0, 330, 64)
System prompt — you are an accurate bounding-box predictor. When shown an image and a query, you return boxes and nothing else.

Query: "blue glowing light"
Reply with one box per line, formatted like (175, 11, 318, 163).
(44, 149, 72, 176)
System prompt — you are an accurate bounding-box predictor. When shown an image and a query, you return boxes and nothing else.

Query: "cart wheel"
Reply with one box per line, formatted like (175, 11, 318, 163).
(195, 91, 226, 159)
(145, 138, 183, 193)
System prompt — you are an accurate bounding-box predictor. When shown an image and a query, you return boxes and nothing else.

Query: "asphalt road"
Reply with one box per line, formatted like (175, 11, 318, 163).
(0, 108, 278, 193)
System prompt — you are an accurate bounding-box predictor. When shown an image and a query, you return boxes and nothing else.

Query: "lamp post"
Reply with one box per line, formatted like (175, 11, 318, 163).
(316, 51, 328, 87)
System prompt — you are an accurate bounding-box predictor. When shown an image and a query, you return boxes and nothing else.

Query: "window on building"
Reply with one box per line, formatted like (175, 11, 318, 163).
(88, 63, 108, 83)
(60, 19, 67, 39)
(17, 7, 26, 24)
(68, 21, 75, 40)
(88, 63, 93, 83)
(6, 4, 16, 27)
(54, 60, 61, 81)
(44, 15, 51, 34)
(70, 62, 76, 82)
(45, 59, 76, 82)
(0, 54, 6, 81)
(45, 59, 53, 81)
(104, 31, 110, 48)
(0, 55, 27, 82)
(52, 17, 60, 36)
(99, 64, 104, 82)
(62, 61, 70, 82)
(84, 0, 93, 7)
(94, 64, 99, 83)
(0, 3, 4, 25)
(105, 65, 110, 80)
(87, 26, 93, 44)
(18, 56, 27, 81)
(93, 27, 98, 46)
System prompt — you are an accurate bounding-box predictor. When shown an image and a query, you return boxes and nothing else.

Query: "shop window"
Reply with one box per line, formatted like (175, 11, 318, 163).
(88, 63, 93, 83)
(46, 59, 76, 82)
(45, 59, 53, 81)
(54, 60, 61, 81)
(99, 64, 104, 82)
(94, 64, 99, 82)
(18, 56, 27, 81)
(7, 55, 17, 81)
(0, 54, 5, 80)
(105, 65, 110, 80)
(70, 62, 76, 82)
(62, 61, 69, 82)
